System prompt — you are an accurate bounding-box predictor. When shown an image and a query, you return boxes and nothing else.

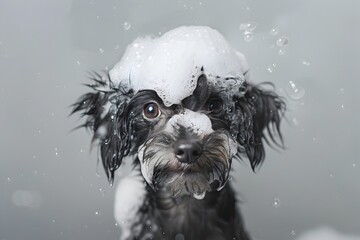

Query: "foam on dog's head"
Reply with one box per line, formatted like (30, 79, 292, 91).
(109, 26, 249, 107)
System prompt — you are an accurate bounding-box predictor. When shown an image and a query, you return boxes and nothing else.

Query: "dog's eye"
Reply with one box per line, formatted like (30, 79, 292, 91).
(143, 102, 161, 120)
(207, 99, 223, 114)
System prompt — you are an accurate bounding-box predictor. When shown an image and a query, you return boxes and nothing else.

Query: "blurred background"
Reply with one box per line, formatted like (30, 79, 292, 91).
(0, 0, 359, 239)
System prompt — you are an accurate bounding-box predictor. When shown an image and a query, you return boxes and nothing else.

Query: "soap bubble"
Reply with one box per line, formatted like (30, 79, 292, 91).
(267, 63, 277, 74)
(239, 22, 257, 32)
(285, 80, 305, 100)
(278, 49, 286, 55)
(269, 27, 279, 36)
(276, 36, 289, 47)
(302, 60, 311, 66)
(12, 190, 42, 208)
(243, 31, 253, 42)
(123, 22, 131, 30)
(272, 198, 280, 208)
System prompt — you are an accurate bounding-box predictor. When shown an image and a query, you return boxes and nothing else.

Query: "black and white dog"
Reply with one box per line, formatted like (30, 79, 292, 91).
(72, 26, 285, 240)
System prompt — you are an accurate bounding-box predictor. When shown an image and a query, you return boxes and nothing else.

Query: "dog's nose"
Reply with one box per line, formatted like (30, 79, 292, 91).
(174, 140, 203, 164)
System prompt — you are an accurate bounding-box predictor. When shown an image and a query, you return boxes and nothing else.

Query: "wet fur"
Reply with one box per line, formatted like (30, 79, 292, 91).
(72, 71, 285, 240)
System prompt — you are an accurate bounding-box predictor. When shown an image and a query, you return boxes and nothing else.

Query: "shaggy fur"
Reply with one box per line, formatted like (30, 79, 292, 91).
(72, 70, 285, 240)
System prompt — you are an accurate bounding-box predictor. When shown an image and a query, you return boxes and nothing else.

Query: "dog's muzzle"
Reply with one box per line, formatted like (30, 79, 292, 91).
(138, 110, 234, 199)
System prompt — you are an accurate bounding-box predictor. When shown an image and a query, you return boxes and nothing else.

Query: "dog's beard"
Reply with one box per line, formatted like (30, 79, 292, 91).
(138, 132, 232, 199)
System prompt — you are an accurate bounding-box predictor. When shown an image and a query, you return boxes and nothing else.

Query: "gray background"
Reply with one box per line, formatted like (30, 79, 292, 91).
(1, 0, 359, 240)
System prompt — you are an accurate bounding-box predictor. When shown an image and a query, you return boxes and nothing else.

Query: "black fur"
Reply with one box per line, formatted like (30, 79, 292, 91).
(71, 70, 285, 240)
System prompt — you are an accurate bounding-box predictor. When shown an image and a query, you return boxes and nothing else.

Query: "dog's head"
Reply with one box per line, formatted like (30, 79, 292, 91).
(72, 26, 285, 199)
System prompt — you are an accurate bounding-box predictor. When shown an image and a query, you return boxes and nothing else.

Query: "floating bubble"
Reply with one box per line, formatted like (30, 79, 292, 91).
(269, 27, 279, 36)
(340, 104, 345, 110)
(291, 230, 296, 236)
(239, 22, 257, 32)
(54, 147, 60, 157)
(76, 60, 81, 65)
(302, 60, 311, 66)
(7, 177, 11, 182)
(12, 190, 42, 208)
(276, 36, 289, 47)
(267, 63, 276, 73)
(353, 163, 357, 168)
(243, 31, 253, 42)
(95, 211, 100, 216)
(123, 21, 131, 30)
(278, 49, 286, 55)
(339, 88, 345, 94)
(285, 81, 305, 100)
(99, 48, 104, 54)
(272, 198, 280, 208)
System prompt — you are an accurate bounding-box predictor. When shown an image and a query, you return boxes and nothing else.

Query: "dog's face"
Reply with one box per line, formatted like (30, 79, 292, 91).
(72, 71, 285, 199)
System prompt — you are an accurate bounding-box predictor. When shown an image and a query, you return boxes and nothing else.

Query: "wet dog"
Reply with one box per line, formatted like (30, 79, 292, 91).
(72, 26, 285, 240)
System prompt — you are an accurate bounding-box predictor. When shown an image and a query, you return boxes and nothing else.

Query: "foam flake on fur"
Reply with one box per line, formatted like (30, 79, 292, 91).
(110, 26, 249, 107)
(114, 173, 146, 240)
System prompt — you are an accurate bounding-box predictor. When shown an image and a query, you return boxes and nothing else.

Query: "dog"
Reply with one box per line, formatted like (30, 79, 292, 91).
(72, 26, 285, 240)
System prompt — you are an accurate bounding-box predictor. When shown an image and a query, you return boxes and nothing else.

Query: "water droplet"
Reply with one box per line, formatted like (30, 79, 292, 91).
(272, 198, 280, 208)
(99, 48, 104, 54)
(175, 233, 185, 240)
(7, 177, 11, 182)
(339, 88, 345, 94)
(276, 36, 289, 47)
(95, 211, 100, 216)
(302, 60, 311, 66)
(291, 230, 296, 236)
(267, 64, 276, 73)
(199, 1, 203, 5)
(340, 104, 345, 110)
(114, 45, 120, 50)
(123, 21, 131, 30)
(352, 163, 356, 168)
(52, 219, 56, 223)
(76, 60, 81, 65)
(269, 27, 279, 36)
(278, 49, 286, 55)
(330, 173, 334, 178)
(285, 81, 305, 100)
(54, 148, 60, 157)
(243, 31, 253, 42)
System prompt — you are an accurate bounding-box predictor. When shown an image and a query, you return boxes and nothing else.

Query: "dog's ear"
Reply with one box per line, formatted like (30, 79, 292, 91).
(71, 72, 133, 184)
(234, 82, 285, 170)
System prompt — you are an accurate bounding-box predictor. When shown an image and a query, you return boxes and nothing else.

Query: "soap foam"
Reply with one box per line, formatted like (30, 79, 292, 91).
(110, 26, 249, 106)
